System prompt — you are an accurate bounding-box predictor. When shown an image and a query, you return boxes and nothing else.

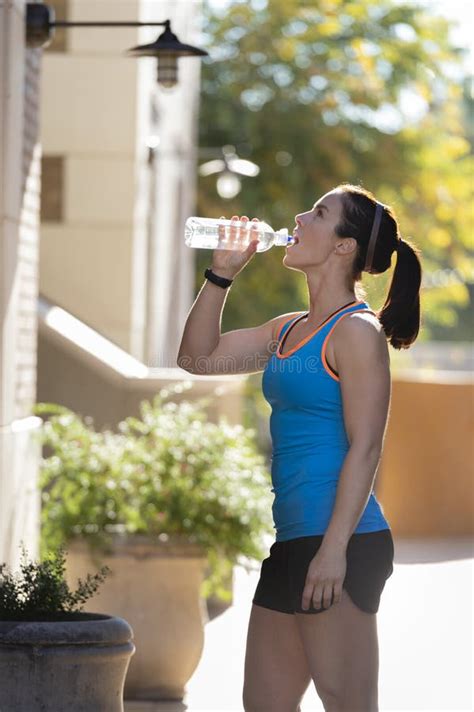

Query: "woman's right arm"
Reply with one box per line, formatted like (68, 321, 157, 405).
(177, 277, 299, 375)
(176, 214, 299, 375)
(176, 276, 237, 373)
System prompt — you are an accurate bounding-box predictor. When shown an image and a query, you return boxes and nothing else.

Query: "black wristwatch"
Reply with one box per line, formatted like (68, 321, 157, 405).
(204, 267, 234, 289)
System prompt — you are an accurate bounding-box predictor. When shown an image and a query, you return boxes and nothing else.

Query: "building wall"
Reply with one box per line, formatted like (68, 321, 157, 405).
(39, 0, 143, 355)
(0, 0, 42, 568)
(37, 318, 246, 432)
(39, 0, 201, 366)
(143, 0, 200, 368)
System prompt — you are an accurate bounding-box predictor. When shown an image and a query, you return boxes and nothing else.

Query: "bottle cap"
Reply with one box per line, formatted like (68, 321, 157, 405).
(274, 228, 290, 246)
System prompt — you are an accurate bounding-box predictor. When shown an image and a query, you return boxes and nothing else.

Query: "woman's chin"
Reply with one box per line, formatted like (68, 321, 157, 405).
(282, 256, 302, 272)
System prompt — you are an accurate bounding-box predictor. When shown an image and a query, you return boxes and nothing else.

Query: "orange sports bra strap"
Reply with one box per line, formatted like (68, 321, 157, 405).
(275, 312, 306, 344)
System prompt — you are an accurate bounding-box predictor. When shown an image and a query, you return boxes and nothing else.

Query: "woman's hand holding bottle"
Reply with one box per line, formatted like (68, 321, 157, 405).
(211, 215, 260, 279)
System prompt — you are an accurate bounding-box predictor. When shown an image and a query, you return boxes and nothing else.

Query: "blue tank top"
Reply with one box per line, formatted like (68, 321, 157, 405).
(262, 299, 391, 542)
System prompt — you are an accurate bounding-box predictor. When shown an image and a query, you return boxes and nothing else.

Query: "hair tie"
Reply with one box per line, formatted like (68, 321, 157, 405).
(364, 202, 384, 273)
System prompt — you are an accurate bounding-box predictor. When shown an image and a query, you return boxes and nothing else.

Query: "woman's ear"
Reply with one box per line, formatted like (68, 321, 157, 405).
(334, 237, 357, 255)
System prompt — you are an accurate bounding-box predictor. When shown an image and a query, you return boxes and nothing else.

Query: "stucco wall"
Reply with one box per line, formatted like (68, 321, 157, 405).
(377, 377, 474, 536)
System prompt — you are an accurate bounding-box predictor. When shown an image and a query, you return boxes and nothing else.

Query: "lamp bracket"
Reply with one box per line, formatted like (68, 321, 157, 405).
(26, 4, 170, 48)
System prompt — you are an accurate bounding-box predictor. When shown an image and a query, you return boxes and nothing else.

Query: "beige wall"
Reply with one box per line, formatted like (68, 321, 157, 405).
(377, 377, 474, 536)
(39, 0, 142, 354)
(0, 0, 43, 567)
(37, 320, 246, 431)
(39, 0, 201, 366)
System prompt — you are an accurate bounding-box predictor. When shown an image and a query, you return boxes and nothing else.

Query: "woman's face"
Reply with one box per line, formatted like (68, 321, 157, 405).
(284, 190, 348, 268)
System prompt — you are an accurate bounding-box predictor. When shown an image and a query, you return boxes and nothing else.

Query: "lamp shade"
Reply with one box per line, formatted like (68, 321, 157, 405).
(126, 24, 208, 58)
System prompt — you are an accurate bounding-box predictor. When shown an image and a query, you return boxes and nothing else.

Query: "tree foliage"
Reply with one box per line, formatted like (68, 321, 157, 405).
(195, 0, 473, 340)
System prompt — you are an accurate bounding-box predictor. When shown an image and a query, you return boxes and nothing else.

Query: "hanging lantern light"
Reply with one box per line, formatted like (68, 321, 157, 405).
(199, 145, 260, 200)
(126, 21, 208, 88)
(25, 5, 208, 89)
(216, 171, 242, 200)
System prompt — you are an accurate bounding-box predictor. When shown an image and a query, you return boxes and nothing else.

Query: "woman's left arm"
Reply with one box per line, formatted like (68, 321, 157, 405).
(323, 313, 392, 551)
(300, 313, 392, 610)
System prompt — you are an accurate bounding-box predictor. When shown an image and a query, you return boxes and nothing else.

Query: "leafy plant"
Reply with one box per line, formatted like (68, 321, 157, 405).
(32, 382, 274, 602)
(0, 544, 110, 621)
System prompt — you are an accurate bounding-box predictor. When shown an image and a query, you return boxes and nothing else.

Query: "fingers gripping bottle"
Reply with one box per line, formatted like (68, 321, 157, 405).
(184, 217, 295, 253)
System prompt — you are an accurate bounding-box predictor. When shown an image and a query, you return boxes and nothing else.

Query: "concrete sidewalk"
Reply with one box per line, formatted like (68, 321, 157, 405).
(125, 537, 473, 712)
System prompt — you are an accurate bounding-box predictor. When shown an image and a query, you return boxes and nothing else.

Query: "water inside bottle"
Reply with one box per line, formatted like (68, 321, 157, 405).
(184, 217, 293, 252)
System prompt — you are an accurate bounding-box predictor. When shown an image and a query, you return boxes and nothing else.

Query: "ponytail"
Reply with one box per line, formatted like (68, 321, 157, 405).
(376, 236, 423, 349)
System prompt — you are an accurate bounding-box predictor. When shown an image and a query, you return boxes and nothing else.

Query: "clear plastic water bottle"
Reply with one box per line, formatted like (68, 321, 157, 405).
(184, 217, 295, 253)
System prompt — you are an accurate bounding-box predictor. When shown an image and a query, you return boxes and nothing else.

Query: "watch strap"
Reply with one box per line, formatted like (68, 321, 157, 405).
(204, 267, 234, 288)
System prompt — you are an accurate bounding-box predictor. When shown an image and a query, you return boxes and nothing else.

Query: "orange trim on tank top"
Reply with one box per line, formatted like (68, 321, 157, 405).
(321, 307, 377, 381)
(274, 313, 303, 345)
(276, 300, 365, 360)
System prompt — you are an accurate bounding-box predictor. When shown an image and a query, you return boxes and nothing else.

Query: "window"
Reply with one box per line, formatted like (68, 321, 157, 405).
(40, 156, 64, 222)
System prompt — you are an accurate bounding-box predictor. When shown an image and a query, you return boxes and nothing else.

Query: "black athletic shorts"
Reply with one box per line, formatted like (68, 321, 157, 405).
(252, 529, 394, 615)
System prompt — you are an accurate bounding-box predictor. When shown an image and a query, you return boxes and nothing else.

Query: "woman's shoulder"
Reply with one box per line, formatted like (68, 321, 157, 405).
(332, 308, 388, 356)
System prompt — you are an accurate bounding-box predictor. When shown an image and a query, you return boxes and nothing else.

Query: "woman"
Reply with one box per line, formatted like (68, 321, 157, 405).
(177, 183, 422, 712)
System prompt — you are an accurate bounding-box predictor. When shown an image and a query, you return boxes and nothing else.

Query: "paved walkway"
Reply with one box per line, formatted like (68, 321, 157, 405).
(125, 537, 473, 712)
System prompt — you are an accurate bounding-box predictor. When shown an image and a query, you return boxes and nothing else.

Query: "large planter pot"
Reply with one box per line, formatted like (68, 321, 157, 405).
(66, 534, 210, 701)
(0, 612, 134, 712)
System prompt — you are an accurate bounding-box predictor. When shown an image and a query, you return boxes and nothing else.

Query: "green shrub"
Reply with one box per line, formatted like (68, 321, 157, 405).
(0, 544, 109, 621)
(32, 382, 274, 602)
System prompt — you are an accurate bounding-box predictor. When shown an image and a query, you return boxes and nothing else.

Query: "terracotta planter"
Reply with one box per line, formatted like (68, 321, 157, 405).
(0, 612, 134, 712)
(66, 534, 210, 701)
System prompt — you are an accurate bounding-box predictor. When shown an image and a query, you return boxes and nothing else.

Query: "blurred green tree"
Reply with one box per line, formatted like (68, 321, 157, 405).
(194, 0, 473, 342)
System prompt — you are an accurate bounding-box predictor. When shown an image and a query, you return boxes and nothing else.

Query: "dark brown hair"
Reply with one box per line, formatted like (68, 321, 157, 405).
(334, 183, 422, 350)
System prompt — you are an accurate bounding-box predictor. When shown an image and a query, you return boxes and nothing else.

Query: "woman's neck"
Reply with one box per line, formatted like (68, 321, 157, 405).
(305, 294, 359, 326)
